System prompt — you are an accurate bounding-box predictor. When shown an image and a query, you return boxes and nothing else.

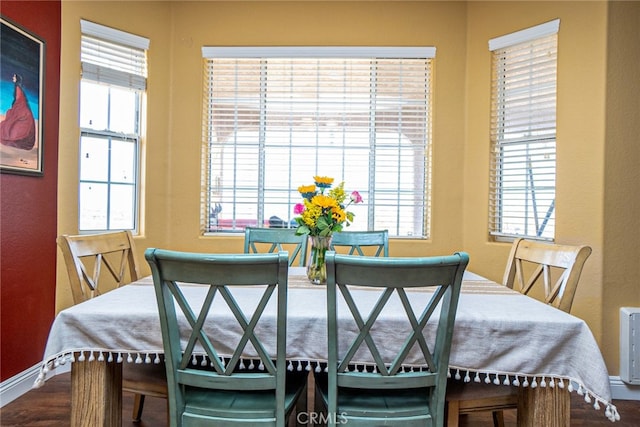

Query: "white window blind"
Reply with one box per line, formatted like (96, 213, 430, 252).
(488, 20, 559, 241)
(80, 20, 149, 90)
(202, 47, 433, 237)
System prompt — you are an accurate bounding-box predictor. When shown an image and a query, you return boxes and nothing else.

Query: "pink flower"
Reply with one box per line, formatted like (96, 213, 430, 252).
(293, 203, 305, 214)
(350, 191, 363, 204)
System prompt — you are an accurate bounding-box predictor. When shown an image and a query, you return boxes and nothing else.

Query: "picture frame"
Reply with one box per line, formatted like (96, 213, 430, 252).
(0, 16, 45, 176)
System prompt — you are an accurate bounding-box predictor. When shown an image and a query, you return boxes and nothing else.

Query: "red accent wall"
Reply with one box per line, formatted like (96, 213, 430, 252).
(0, 1, 60, 381)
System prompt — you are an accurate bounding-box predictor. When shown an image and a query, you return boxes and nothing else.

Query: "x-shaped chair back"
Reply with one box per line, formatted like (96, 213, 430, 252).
(57, 231, 140, 304)
(330, 230, 389, 257)
(325, 251, 468, 426)
(145, 249, 290, 426)
(503, 238, 592, 313)
(244, 227, 308, 266)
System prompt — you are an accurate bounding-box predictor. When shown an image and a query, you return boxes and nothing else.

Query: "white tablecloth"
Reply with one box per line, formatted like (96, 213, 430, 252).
(36, 270, 618, 421)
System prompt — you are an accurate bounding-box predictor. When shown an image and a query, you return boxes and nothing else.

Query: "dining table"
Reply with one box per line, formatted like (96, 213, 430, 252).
(35, 268, 619, 426)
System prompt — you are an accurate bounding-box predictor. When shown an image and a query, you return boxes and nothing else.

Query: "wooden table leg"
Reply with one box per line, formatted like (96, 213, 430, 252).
(70, 357, 122, 427)
(517, 385, 570, 427)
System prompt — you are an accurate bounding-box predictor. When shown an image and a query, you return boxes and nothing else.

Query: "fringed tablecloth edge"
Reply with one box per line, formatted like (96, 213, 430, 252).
(447, 366, 620, 423)
(34, 351, 620, 423)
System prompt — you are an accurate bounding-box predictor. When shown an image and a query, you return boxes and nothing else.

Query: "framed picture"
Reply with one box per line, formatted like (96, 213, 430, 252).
(0, 16, 45, 175)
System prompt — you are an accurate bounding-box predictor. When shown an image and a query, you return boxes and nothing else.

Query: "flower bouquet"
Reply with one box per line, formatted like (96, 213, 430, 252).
(293, 176, 363, 284)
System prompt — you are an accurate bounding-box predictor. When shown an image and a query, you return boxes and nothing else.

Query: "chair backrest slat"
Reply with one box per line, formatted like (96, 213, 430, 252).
(57, 231, 140, 303)
(330, 230, 389, 257)
(502, 238, 592, 312)
(326, 251, 468, 426)
(244, 227, 309, 266)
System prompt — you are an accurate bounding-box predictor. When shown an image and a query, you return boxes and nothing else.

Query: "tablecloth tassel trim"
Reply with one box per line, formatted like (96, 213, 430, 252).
(33, 349, 168, 389)
(33, 354, 620, 423)
(493, 373, 500, 385)
(605, 403, 621, 422)
(447, 367, 619, 423)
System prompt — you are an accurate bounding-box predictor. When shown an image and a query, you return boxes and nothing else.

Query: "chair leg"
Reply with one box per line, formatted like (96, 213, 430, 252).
(131, 393, 145, 422)
(292, 374, 309, 427)
(165, 397, 170, 426)
(492, 410, 506, 427)
(446, 401, 460, 427)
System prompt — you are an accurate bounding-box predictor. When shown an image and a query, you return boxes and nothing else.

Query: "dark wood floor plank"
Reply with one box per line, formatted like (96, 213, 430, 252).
(1, 372, 638, 426)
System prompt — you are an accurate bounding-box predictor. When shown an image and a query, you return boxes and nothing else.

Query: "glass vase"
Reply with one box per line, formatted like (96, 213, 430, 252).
(307, 235, 333, 285)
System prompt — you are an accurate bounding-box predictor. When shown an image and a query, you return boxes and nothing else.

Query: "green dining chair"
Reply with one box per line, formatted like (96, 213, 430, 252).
(145, 249, 307, 427)
(329, 230, 389, 257)
(244, 227, 309, 266)
(318, 251, 469, 427)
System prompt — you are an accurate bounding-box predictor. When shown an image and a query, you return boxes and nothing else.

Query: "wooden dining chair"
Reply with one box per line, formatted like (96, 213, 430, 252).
(144, 249, 307, 427)
(503, 237, 592, 312)
(57, 231, 168, 422)
(244, 226, 309, 266)
(445, 238, 592, 427)
(329, 229, 389, 257)
(317, 251, 469, 427)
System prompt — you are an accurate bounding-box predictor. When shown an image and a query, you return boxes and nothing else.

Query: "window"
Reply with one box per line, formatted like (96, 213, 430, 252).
(78, 20, 149, 232)
(202, 47, 434, 238)
(488, 20, 559, 241)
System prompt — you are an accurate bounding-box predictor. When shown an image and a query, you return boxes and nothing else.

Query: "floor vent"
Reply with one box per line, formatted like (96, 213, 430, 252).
(620, 307, 640, 385)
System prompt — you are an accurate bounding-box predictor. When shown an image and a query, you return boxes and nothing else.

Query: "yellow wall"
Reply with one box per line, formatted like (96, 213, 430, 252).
(58, 0, 174, 304)
(464, 0, 609, 351)
(58, 1, 640, 374)
(602, 0, 640, 374)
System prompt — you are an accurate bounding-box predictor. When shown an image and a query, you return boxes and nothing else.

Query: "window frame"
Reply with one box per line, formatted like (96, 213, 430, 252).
(201, 46, 435, 238)
(488, 20, 560, 242)
(78, 20, 148, 233)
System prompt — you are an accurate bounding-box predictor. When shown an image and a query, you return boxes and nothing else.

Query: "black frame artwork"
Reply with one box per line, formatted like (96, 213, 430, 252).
(0, 16, 45, 175)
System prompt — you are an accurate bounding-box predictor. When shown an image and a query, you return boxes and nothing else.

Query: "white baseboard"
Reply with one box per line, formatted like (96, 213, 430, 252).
(0, 363, 70, 408)
(610, 376, 640, 401)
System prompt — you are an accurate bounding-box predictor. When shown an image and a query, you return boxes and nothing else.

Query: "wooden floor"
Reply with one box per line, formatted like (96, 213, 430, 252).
(1, 372, 639, 426)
